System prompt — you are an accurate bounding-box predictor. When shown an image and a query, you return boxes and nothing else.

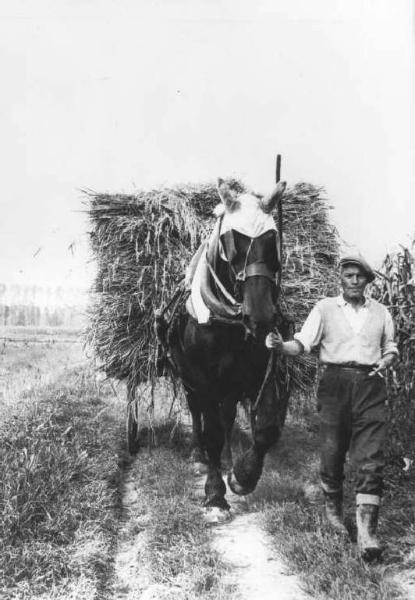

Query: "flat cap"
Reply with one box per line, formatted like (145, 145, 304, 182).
(339, 253, 375, 283)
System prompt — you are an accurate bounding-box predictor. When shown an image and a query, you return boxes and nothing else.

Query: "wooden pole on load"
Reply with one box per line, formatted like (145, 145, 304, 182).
(253, 154, 283, 420)
(276, 154, 283, 295)
(275, 154, 281, 183)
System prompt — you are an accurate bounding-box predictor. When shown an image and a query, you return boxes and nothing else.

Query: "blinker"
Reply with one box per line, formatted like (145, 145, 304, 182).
(219, 230, 237, 262)
(220, 229, 280, 282)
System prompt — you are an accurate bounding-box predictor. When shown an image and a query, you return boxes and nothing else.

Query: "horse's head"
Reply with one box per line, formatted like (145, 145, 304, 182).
(215, 178, 286, 342)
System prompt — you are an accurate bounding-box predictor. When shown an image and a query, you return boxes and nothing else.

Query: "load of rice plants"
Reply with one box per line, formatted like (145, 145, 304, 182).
(86, 180, 340, 392)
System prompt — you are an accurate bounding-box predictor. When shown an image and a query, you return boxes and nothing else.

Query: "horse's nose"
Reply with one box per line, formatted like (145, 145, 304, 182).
(246, 320, 272, 344)
(242, 315, 253, 338)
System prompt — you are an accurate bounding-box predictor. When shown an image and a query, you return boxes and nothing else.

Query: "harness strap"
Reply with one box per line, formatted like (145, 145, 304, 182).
(243, 262, 276, 282)
(207, 261, 240, 306)
(199, 254, 242, 320)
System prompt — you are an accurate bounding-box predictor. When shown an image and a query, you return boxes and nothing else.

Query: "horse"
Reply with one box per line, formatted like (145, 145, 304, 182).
(164, 178, 292, 511)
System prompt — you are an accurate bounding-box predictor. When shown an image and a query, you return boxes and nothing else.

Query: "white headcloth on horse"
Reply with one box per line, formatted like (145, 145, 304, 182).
(188, 179, 286, 324)
(215, 193, 277, 239)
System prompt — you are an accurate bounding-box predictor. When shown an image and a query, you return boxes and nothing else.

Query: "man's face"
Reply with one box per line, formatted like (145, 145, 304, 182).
(340, 264, 368, 302)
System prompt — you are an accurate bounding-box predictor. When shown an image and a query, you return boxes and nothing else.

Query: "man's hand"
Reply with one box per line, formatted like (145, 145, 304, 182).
(265, 334, 304, 357)
(265, 331, 283, 350)
(369, 354, 396, 377)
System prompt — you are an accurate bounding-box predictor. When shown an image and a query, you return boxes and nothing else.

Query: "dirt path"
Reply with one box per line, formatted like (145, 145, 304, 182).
(110, 456, 309, 600)
(111, 463, 153, 600)
(195, 475, 309, 600)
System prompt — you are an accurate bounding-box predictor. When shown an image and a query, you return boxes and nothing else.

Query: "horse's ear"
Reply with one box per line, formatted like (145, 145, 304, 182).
(260, 181, 287, 213)
(216, 178, 239, 212)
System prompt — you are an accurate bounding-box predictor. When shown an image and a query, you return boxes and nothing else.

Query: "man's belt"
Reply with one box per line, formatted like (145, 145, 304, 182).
(323, 362, 375, 372)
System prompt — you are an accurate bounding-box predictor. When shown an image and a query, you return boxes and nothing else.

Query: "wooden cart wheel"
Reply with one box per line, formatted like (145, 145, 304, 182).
(126, 394, 140, 455)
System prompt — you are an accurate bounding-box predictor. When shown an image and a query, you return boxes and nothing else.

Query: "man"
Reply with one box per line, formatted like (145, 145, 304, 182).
(266, 253, 398, 561)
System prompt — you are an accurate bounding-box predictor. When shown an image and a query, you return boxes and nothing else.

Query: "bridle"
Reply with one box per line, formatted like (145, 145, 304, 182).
(220, 230, 279, 303)
(198, 216, 281, 329)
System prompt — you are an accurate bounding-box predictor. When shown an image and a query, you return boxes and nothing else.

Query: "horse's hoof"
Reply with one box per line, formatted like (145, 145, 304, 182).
(204, 494, 230, 510)
(203, 506, 232, 525)
(227, 471, 254, 496)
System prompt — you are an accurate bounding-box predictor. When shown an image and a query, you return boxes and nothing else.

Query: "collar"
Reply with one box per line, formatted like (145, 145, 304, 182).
(336, 294, 370, 308)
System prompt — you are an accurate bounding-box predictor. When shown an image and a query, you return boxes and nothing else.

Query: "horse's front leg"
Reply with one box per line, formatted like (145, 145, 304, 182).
(229, 373, 289, 495)
(220, 394, 238, 472)
(186, 388, 207, 468)
(202, 396, 229, 509)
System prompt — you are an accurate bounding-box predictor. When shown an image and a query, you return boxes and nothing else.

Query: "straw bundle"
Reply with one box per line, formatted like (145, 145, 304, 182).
(280, 183, 339, 322)
(370, 243, 415, 458)
(86, 181, 339, 391)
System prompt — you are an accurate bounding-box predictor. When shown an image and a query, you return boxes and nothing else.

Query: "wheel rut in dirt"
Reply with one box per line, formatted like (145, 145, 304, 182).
(111, 458, 151, 600)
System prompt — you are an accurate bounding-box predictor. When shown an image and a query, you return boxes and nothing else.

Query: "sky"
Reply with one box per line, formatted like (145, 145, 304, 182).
(0, 0, 413, 293)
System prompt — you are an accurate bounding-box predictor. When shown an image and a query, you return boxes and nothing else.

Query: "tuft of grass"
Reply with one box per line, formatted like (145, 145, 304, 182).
(0, 366, 124, 599)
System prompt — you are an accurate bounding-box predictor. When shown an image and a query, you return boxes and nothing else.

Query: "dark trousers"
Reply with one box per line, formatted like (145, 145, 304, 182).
(317, 365, 387, 497)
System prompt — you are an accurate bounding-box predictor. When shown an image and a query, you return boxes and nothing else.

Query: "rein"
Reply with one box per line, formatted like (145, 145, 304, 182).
(251, 349, 279, 416)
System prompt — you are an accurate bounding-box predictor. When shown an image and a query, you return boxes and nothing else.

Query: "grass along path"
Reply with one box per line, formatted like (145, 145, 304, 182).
(111, 429, 237, 600)
(0, 364, 237, 599)
(244, 418, 415, 599)
(2, 353, 414, 599)
(0, 366, 124, 599)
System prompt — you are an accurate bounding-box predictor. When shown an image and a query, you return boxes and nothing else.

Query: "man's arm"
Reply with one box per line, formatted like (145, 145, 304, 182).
(265, 303, 324, 356)
(369, 309, 399, 376)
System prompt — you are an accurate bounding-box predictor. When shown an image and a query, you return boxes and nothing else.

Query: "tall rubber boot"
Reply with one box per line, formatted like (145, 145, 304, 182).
(324, 493, 348, 536)
(356, 503, 382, 561)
